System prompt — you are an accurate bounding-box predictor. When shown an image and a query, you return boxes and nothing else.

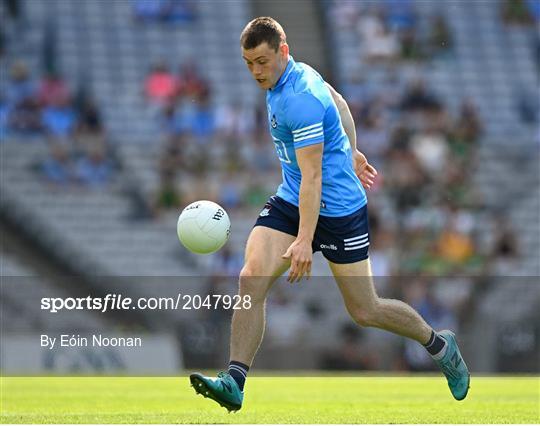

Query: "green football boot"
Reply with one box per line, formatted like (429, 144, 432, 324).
(190, 371, 243, 412)
(435, 330, 470, 400)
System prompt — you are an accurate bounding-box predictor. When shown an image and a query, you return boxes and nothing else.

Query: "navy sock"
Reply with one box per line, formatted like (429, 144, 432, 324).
(423, 330, 447, 356)
(228, 360, 249, 391)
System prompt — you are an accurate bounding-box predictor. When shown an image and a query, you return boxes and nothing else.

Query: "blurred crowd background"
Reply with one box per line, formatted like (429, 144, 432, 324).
(1, 0, 538, 374)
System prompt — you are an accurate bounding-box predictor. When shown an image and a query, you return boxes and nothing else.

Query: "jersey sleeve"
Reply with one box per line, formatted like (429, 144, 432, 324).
(285, 94, 326, 149)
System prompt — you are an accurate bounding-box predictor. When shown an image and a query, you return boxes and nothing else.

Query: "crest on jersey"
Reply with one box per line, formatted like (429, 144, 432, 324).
(259, 204, 272, 217)
(271, 114, 278, 129)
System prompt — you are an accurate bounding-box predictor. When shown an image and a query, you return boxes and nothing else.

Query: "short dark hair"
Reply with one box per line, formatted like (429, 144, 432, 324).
(240, 17, 286, 52)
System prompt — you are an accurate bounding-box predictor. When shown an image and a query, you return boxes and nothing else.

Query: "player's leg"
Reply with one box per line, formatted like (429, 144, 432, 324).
(328, 259, 432, 342)
(230, 225, 295, 365)
(190, 225, 294, 411)
(329, 258, 470, 400)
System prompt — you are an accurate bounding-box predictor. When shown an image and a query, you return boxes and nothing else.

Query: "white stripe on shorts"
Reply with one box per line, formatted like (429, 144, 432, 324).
(344, 241, 370, 251)
(343, 233, 368, 243)
(344, 237, 368, 246)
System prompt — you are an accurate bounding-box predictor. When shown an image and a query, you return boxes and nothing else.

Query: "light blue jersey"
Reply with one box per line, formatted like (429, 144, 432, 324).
(266, 56, 367, 217)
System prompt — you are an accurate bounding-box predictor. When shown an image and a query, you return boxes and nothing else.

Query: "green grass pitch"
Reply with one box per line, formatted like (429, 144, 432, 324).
(1, 375, 538, 423)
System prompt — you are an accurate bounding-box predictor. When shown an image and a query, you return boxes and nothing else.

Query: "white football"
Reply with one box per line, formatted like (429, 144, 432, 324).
(177, 200, 230, 254)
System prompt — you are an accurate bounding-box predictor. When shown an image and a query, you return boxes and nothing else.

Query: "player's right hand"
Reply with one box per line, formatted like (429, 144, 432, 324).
(281, 238, 312, 283)
(353, 150, 378, 190)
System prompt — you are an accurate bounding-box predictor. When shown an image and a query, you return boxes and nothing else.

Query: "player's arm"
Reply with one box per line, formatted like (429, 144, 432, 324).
(282, 143, 323, 283)
(325, 82, 357, 150)
(281, 95, 325, 283)
(325, 82, 378, 189)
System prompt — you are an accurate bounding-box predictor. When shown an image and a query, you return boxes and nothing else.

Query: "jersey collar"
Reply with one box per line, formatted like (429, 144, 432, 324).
(270, 56, 295, 91)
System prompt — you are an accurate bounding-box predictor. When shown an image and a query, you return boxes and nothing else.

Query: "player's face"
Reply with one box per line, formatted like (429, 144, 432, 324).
(242, 42, 289, 90)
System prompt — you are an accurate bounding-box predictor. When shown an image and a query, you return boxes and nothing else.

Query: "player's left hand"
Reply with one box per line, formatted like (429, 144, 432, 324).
(282, 238, 312, 283)
(353, 150, 378, 190)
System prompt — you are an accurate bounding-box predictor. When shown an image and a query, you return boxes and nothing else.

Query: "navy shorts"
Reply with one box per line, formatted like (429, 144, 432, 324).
(254, 196, 370, 264)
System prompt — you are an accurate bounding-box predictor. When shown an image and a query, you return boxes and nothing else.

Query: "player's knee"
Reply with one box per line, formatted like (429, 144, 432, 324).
(238, 265, 269, 302)
(348, 303, 380, 328)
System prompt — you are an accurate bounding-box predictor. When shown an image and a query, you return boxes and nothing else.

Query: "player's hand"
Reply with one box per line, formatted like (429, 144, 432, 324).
(282, 238, 313, 283)
(353, 150, 378, 190)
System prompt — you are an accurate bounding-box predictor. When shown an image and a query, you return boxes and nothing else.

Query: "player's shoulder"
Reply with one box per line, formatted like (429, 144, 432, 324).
(283, 62, 330, 112)
(288, 62, 328, 97)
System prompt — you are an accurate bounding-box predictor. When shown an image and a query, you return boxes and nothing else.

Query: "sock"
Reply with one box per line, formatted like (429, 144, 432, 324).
(423, 330, 447, 358)
(228, 360, 249, 391)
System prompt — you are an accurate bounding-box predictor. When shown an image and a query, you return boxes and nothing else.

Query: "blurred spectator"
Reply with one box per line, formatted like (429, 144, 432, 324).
(357, 9, 385, 43)
(132, 0, 165, 21)
(209, 245, 243, 278)
(377, 69, 404, 110)
(5, 61, 35, 107)
(452, 99, 483, 144)
(0, 28, 5, 59)
(76, 97, 107, 153)
(247, 138, 277, 174)
(384, 0, 416, 32)
(331, 0, 360, 28)
(218, 172, 243, 211)
(244, 175, 273, 208)
(400, 27, 424, 61)
(132, 0, 196, 23)
(38, 71, 70, 107)
(154, 166, 182, 212)
(8, 97, 42, 134)
(489, 216, 520, 274)
(319, 323, 376, 370)
(527, 0, 540, 20)
(400, 78, 441, 112)
(160, 100, 183, 139)
(163, 0, 197, 23)
(144, 61, 177, 106)
(535, 32, 540, 71)
(410, 126, 450, 179)
(442, 162, 477, 206)
(343, 80, 370, 119)
(75, 144, 113, 188)
(370, 231, 396, 280)
(501, 0, 534, 25)
(216, 101, 254, 141)
(516, 89, 539, 125)
(41, 94, 77, 143)
(0, 95, 10, 136)
(253, 102, 270, 140)
(356, 107, 390, 165)
(427, 14, 453, 57)
(3, 0, 22, 21)
(364, 25, 400, 63)
(356, 9, 399, 63)
(386, 147, 428, 210)
(177, 61, 208, 100)
(435, 207, 475, 267)
(41, 143, 73, 186)
(2, 0, 25, 36)
(183, 89, 216, 144)
(153, 131, 186, 212)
